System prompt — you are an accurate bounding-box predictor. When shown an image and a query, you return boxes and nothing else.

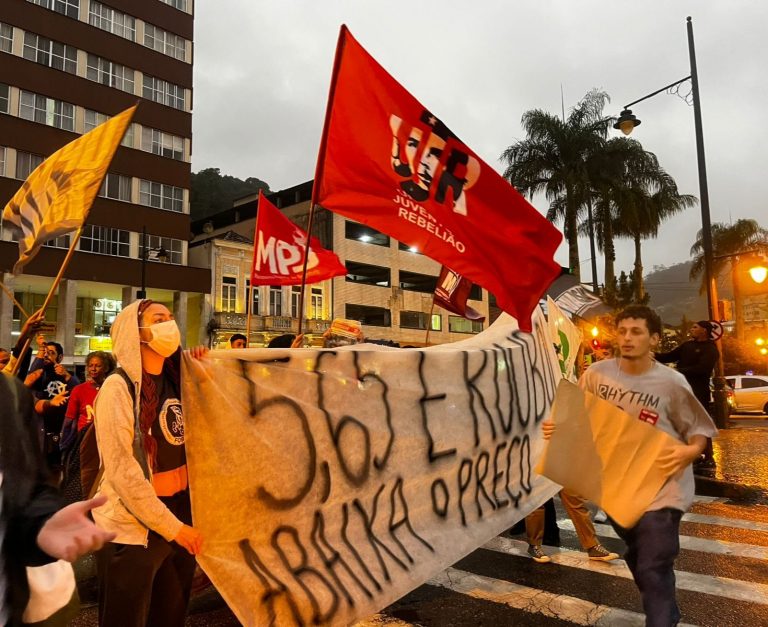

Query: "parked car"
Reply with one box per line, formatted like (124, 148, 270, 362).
(709, 380, 736, 415)
(724, 375, 768, 415)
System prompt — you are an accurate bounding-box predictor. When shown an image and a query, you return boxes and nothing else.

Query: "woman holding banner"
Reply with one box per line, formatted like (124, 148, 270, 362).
(91, 299, 204, 627)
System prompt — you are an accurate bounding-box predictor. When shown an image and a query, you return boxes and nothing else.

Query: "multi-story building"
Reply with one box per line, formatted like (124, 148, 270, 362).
(0, 0, 209, 364)
(190, 181, 492, 347)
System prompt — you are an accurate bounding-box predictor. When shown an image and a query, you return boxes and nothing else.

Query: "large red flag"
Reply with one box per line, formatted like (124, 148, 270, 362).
(434, 266, 485, 322)
(313, 26, 562, 331)
(250, 190, 347, 286)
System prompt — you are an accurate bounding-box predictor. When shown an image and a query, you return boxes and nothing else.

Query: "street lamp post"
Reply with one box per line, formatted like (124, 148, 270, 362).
(613, 16, 729, 430)
(137, 226, 168, 300)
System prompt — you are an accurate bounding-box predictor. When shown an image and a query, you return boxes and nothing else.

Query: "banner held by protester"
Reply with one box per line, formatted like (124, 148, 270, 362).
(183, 310, 561, 626)
(312, 26, 562, 332)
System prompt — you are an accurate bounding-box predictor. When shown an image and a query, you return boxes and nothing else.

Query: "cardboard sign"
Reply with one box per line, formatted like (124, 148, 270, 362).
(182, 311, 561, 626)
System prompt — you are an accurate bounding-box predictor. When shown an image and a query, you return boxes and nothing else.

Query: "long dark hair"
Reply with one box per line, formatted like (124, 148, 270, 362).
(137, 300, 181, 471)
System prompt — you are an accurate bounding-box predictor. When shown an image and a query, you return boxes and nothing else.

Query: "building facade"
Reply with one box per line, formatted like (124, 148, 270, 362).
(0, 0, 209, 363)
(190, 181, 491, 348)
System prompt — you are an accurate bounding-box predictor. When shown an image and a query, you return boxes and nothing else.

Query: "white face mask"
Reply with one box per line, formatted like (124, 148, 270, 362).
(140, 319, 181, 357)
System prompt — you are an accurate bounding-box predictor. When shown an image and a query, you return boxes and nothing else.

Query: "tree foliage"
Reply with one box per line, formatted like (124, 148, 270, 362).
(191, 168, 270, 220)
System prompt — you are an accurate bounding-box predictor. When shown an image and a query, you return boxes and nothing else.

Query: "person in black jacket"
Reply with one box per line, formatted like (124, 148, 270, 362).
(655, 320, 720, 468)
(1, 372, 115, 626)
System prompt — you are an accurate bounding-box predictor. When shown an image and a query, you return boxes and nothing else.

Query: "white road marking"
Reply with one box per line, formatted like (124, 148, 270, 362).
(558, 519, 768, 561)
(483, 536, 768, 605)
(428, 567, 696, 627)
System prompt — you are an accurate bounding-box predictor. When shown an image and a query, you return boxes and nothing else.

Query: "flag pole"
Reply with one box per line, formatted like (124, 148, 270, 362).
(10, 225, 84, 376)
(424, 300, 436, 347)
(0, 279, 28, 318)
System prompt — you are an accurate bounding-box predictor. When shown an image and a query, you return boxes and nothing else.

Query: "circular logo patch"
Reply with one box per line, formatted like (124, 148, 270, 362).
(159, 398, 184, 445)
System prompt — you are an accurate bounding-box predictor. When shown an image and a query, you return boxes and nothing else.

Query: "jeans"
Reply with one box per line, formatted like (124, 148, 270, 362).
(611, 508, 683, 627)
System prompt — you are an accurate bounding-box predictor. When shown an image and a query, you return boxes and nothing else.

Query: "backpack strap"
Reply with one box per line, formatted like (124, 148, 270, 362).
(89, 367, 150, 499)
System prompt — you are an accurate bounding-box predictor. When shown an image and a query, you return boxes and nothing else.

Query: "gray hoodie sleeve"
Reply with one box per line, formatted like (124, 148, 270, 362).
(94, 375, 184, 542)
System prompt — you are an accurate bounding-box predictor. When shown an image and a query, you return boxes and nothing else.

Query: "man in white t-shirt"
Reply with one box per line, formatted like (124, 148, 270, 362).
(543, 305, 717, 626)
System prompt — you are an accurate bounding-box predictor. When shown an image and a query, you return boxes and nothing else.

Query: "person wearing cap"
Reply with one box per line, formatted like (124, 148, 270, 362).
(655, 320, 720, 468)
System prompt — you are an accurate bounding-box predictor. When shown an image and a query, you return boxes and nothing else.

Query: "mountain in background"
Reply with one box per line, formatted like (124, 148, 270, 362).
(191, 168, 269, 221)
(644, 261, 733, 325)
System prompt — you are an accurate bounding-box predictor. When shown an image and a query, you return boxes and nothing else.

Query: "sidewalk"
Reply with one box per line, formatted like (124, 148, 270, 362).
(696, 416, 768, 503)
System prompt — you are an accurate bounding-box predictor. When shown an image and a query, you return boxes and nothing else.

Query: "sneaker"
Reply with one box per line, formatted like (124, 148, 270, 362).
(587, 543, 620, 561)
(527, 544, 551, 563)
(593, 509, 608, 523)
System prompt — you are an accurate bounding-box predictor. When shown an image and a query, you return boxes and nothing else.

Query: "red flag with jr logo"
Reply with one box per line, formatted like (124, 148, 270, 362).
(313, 26, 562, 331)
(250, 190, 347, 286)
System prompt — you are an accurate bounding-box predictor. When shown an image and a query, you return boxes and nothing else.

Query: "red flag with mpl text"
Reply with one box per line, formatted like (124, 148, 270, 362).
(313, 26, 562, 331)
(434, 266, 485, 322)
(250, 190, 347, 286)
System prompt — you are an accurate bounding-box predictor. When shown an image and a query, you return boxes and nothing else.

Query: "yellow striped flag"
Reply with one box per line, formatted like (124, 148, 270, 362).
(2, 105, 137, 273)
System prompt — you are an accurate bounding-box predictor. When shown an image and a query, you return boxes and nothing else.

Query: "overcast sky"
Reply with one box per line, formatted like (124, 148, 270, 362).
(192, 0, 767, 284)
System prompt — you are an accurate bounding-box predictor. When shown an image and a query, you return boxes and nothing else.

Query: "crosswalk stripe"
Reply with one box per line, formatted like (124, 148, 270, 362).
(428, 567, 696, 627)
(558, 519, 768, 561)
(483, 536, 768, 605)
(692, 495, 729, 504)
(682, 512, 768, 533)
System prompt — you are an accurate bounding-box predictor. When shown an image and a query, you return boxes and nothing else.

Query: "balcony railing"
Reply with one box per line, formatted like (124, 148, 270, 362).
(213, 312, 330, 334)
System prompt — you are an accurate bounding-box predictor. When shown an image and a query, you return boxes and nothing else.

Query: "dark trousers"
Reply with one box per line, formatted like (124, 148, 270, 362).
(611, 508, 683, 627)
(96, 492, 196, 627)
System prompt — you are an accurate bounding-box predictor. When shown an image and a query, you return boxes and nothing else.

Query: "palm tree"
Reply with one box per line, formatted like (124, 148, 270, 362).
(690, 219, 768, 339)
(500, 89, 613, 279)
(612, 161, 696, 302)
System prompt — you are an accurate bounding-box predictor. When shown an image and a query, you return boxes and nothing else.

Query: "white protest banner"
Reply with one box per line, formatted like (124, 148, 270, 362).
(182, 310, 561, 626)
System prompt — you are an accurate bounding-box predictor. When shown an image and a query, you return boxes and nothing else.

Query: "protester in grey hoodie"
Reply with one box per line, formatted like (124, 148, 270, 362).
(92, 299, 204, 627)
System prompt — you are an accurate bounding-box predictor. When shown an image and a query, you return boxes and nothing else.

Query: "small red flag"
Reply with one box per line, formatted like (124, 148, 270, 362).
(434, 266, 485, 322)
(313, 26, 562, 331)
(250, 191, 347, 286)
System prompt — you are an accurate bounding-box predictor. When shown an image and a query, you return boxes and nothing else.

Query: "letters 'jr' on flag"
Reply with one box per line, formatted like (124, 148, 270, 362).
(251, 190, 347, 286)
(434, 266, 485, 322)
(2, 105, 137, 273)
(313, 26, 562, 332)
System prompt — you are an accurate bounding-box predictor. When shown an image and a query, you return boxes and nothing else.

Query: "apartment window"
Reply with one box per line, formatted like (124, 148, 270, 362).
(310, 287, 323, 319)
(269, 287, 282, 316)
(291, 286, 301, 318)
(78, 225, 129, 257)
(142, 75, 185, 110)
(400, 311, 441, 331)
(19, 91, 75, 131)
(0, 23, 13, 53)
(45, 234, 70, 249)
(245, 280, 259, 315)
(468, 284, 482, 301)
(16, 152, 44, 179)
(345, 261, 391, 287)
(89, 2, 135, 41)
(28, 0, 79, 19)
(144, 23, 186, 61)
(84, 110, 134, 147)
(141, 127, 184, 160)
(160, 0, 187, 10)
(23, 32, 77, 74)
(0, 83, 9, 114)
(398, 241, 422, 254)
(141, 234, 183, 265)
(399, 270, 437, 294)
(221, 276, 237, 313)
(139, 179, 185, 213)
(345, 221, 390, 247)
(86, 54, 135, 93)
(346, 304, 391, 327)
(449, 316, 483, 334)
(0, 147, 5, 176)
(98, 173, 131, 201)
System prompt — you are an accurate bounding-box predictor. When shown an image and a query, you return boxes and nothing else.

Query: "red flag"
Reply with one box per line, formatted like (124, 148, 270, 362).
(313, 26, 562, 331)
(250, 191, 347, 286)
(434, 266, 485, 322)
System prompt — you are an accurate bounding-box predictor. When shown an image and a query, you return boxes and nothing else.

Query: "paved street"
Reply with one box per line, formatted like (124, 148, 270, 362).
(70, 416, 768, 626)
